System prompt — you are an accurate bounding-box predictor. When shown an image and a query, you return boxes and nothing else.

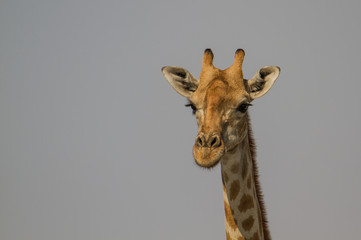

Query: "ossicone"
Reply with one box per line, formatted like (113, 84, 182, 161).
(202, 48, 214, 68)
(232, 48, 245, 69)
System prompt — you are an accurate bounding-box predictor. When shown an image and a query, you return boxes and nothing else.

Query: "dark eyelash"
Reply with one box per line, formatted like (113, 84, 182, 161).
(236, 102, 252, 113)
(185, 103, 197, 114)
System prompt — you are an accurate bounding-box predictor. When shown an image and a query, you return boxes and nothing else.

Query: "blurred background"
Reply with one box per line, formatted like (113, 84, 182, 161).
(1, 0, 361, 239)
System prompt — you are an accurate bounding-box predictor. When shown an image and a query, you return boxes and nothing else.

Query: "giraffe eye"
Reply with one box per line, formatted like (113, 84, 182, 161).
(237, 103, 252, 113)
(185, 103, 197, 114)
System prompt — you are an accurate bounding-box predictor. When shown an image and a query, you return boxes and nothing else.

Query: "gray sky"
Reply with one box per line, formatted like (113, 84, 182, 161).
(1, 0, 361, 240)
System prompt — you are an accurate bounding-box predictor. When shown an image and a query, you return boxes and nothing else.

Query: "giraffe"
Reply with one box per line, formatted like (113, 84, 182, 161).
(161, 49, 280, 240)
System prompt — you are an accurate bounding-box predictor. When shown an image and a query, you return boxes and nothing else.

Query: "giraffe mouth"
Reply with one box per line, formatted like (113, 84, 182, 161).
(192, 144, 225, 168)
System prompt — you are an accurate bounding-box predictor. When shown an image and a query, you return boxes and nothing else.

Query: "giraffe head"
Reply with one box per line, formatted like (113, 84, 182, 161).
(162, 49, 280, 168)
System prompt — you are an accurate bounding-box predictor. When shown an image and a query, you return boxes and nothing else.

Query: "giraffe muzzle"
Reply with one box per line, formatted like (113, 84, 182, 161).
(195, 132, 222, 148)
(193, 132, 225, 168)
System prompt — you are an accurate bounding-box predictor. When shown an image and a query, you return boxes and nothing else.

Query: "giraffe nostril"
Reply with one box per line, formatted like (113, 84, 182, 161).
(211, 137, 217, 147)
(196, 133, 221, 148)
(196, 135, 205, 147)
(209, 135, 221, 148)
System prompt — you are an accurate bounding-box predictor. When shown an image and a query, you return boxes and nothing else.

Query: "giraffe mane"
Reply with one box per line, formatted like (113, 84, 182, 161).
(246, 114, 272, 240)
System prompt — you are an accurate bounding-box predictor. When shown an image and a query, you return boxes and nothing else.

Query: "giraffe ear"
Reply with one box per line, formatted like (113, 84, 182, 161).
(162, 66, 199, 98)
(246, 66, 281, 99)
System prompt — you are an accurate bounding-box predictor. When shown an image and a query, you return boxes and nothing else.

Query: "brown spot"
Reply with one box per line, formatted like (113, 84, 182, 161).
(249, 232, 260, 240)
(231, 162, 240, 174)
(224, 201, 238, 230)
(238, 194, 255, 213)
(230, 181, 240, 201)
(226, 232, 231, 240)
(247, 176, 252, 189)
(241, 215, 255, 231)
(241, 159, 248, 179)
(238, 237, 245, 240)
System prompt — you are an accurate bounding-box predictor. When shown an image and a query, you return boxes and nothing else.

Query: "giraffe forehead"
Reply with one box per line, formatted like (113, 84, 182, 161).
(206, 80, 228, 104)
(192, 79, 248, 108)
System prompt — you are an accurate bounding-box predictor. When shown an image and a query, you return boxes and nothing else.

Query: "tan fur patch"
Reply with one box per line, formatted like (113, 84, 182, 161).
(230, 181, 240, 201)
(224, 201, 238, 231)
(226, 232, 231, 240)
(241, 215, 255, 231)
(238, 194, 255, 213)
(223, 156, 230, 165)
(258, 208, 263, 233)
(238, 236, 245, 240)
(241, 158, 248, 179)
(231, 162, 240, 174)
(247, 176, 252, 189)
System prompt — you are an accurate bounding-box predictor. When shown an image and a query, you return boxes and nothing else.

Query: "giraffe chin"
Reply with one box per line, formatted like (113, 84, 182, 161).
(193, 145, 225, 169)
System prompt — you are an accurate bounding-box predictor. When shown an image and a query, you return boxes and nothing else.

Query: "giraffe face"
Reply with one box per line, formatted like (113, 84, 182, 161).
(188, 75, 251, 168)
(162, 49, 280, 168)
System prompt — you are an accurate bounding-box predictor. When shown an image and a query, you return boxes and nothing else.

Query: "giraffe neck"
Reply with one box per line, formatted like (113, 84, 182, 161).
(220, 119, 270, 240)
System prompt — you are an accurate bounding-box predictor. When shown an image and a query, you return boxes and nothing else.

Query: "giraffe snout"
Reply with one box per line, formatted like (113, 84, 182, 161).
(193, 132, 225, 168)
(195, 132, 222, 149)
